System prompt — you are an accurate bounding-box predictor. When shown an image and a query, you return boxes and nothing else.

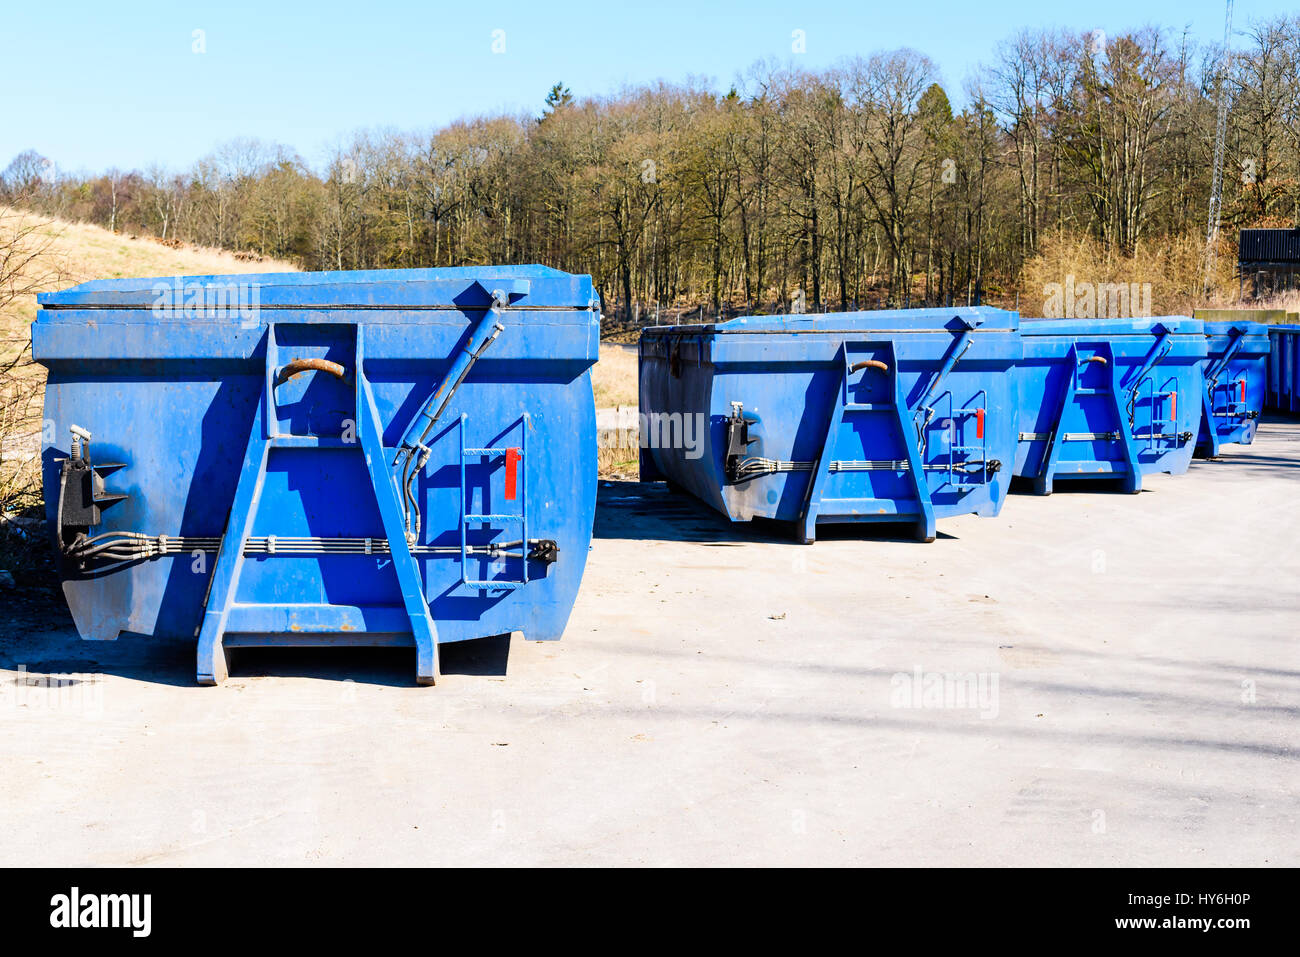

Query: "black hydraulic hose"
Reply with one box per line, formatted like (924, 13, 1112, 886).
(401, 452, 421, 541)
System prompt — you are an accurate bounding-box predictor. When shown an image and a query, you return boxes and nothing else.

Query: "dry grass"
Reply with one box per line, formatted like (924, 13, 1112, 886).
(0, 211, 298, 580)
(597, 433, 640, 479)
(591, 346, 640, 478)
(1255, 291, 1300, 318)
(0, 211, 297, 335)
(591, 344, 638, 408)
(1017, 229, 1241, 317)
(1, 208, 65, 528)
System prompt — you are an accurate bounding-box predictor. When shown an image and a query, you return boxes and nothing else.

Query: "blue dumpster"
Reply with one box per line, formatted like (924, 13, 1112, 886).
(1013, 317, 1207, 494)
(638, 307, 1021, 543)
(1195, 321, 1270, 456)
(1267, 323, 1300, 414)
(32, 266, 601, 685)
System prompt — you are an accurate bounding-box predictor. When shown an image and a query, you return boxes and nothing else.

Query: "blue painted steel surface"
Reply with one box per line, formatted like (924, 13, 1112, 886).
(1195, 321, 1270, 456)
(1266, 325, 1300, 414)
(638, 307, 1021, 543)
(1013, 317, 1207, 494)
(32, 266, 601, 684)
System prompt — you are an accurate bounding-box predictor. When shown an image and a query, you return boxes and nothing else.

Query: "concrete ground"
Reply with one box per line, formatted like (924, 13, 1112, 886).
(1, 423, 1297, 866)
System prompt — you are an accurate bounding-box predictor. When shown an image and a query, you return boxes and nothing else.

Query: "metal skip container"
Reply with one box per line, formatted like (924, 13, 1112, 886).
(1194, 319, 1271, 457)
(1013, 317, 1208, 494)
(33, 266, 601, 685)
(638, 307, 1022, 543)
(1266, 322, 1300, 415)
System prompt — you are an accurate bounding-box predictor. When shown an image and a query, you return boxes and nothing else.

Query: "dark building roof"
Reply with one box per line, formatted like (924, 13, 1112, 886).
(1239, 228, 1300, 266)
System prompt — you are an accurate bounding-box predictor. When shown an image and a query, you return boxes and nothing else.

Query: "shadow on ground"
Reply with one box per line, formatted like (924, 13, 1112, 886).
(0, 628, 512, 688)
(595, 479, 953, 543)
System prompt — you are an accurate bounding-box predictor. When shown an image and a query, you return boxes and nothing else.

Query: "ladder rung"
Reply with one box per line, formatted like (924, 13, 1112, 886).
(464, 513, 523, 522)
(843, 403, 892, 412)
(462, 580, 525, 590)
(1074, 388, 1110, 396)
(463, 447, 512, 456)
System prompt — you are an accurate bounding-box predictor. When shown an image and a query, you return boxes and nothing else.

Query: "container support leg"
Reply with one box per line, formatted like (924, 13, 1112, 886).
(358, 371, 441, 684)
(899, 387, 937, 543)
(1110, 349, 1143, 493)
(798, 368, 846, 545)
(1033, 345, 1079, 497)
(196, 429, 269, 685)
(1197, 386, 1222, 458)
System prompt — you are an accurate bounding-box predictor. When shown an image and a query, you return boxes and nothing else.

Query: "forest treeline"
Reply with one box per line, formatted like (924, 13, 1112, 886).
(5, 20, 1299, 320)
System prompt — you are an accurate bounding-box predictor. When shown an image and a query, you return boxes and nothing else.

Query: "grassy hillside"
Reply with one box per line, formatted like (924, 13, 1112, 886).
(0, 209, 298, 335)
(0, 211, 300, 581)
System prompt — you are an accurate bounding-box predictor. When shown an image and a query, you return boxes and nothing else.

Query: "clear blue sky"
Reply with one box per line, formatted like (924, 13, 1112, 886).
(5, 0, 1287, 175)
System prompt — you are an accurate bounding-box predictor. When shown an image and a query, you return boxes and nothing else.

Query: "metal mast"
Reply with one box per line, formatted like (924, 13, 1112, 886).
(1203, 0, 1235, 298)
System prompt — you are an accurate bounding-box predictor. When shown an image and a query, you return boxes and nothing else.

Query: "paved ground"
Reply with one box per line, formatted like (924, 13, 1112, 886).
(1, 423, 1297, 866)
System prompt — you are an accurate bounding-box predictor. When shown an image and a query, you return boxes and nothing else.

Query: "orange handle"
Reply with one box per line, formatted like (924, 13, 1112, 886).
(1169, 392, 1177, 418)
(850, 359, 888, 374)
(275, 357, 347, 384)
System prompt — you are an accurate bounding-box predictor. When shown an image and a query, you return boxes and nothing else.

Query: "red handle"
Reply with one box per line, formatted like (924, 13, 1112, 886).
(975, 408, 985, 440)
(504, 447, 520, 500)
(1240, 380, 1246, 403)
(1169, 392, 1177, 418)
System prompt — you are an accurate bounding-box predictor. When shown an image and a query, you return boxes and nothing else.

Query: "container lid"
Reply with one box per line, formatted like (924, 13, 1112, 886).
(642, 305, 1018, 336)
(1019, 316, 1204, 336)
(37, 264, 597, 311)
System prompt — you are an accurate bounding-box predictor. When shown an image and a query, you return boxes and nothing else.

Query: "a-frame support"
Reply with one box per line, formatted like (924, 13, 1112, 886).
(799, 342, 936, 544)
(1032, 342, 1141, 496)
(197, 323, 439, 685)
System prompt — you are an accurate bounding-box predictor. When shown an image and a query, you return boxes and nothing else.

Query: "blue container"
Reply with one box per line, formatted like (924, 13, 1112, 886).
(1267, 324, 1300, 414)
(1195, 321, 1270, 456)
(1013, 317, 1207, 494)
(638, 307, 1021, 543)
(32, 266, 601, 685)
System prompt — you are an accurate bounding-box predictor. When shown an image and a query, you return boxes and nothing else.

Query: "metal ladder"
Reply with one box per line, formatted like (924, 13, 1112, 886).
(1210, 377, 1248, 420)
(936, 390, 988, 488)
(458, 412, 528, 591)
(1135, 378, 1180, 454)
